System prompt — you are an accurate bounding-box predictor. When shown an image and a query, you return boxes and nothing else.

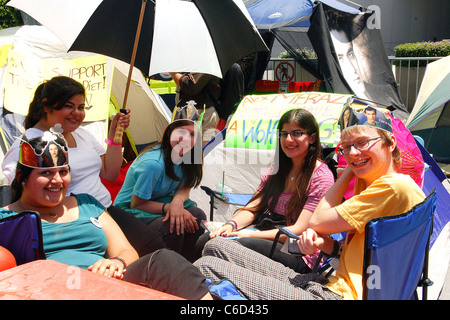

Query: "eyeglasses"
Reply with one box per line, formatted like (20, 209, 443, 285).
(278, 130, 309, 139)
(337, 137, 381, 155)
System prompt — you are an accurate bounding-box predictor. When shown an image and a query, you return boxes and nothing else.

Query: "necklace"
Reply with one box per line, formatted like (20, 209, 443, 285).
(18, 200, 61, 219)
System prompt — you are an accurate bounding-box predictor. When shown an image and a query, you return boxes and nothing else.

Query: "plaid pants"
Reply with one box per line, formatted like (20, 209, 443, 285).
(194, 237, 343, 300)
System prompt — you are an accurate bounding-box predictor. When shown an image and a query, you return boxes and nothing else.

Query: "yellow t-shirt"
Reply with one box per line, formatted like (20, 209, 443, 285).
(326, 173, 425, 300)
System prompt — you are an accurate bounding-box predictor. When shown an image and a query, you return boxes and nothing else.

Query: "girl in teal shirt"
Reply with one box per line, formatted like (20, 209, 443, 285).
(114, 119, 206, 262)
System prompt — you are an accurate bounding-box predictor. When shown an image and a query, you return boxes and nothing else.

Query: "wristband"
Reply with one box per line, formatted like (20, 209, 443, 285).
(225, 219, 238, 231)
(105, 139, 122, 146)
(110, 256, 127, 268)
(161, 203, 167, 214)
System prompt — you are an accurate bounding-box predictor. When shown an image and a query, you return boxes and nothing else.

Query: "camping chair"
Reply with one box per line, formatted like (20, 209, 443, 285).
(362, 189, 437, 300)
(200, 186, 252, 221)
(0, 210, 46, 265)
(269, 226, 343, 277)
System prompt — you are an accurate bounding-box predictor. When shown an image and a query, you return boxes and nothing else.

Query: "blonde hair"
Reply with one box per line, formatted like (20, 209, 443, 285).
(341, 126, 402, 170)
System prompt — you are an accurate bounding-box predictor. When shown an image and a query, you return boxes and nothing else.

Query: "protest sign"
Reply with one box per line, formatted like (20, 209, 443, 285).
(4, 50, 109, 121)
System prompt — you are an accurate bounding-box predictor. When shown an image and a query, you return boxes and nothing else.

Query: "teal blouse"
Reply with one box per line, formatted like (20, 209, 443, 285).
(41, 193, 107, 269)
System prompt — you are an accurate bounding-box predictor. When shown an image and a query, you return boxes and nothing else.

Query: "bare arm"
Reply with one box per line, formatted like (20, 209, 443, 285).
(89, 210, 139, 279)
(308, 166, 355, 236)
(100, 110, 131, 181)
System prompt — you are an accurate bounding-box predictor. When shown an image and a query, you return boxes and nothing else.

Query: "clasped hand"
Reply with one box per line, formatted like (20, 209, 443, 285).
(162, 198, 198, 235)
(296, 228, 325, 255)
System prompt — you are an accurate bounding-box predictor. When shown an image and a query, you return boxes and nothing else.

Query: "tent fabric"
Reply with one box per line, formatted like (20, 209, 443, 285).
(414, 138, 450, 300)
(244, 0, 361, 83)
(406, 56, 450, 130)
(244, 0, 359, 30)
(244, 0, 314, 30)
(406, 56, 450, 162)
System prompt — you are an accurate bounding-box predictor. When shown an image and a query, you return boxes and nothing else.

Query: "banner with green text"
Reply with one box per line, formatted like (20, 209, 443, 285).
(224, 92, 352, 149)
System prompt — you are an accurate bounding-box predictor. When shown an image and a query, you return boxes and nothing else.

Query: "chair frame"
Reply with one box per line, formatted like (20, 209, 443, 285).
(362, 189, 436, 300)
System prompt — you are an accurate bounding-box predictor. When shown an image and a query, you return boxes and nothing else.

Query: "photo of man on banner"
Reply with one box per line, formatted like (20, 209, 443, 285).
(339, 103, 393, 133)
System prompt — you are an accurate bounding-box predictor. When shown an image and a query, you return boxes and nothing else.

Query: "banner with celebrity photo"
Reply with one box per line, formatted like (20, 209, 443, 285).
(307, 3, 408, 118)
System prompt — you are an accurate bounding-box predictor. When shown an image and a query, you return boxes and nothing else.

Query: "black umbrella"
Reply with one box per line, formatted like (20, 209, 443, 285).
(8, 0, 268, 141)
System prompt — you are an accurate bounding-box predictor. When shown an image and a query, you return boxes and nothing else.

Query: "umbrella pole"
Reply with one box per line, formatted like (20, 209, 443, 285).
(114, 0, 147, 144)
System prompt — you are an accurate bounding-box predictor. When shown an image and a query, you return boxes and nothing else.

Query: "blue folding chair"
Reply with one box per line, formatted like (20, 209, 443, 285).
(0, 210, 46, 265)
(362, 189, 437, 300)
(200, 185, 253, 220)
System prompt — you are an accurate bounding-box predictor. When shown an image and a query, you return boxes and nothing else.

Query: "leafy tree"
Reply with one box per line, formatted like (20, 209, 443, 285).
(0, 0, 23, 30)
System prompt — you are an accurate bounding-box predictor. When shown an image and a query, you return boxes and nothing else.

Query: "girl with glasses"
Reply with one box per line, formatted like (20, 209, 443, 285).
(196, 108, 335, 274)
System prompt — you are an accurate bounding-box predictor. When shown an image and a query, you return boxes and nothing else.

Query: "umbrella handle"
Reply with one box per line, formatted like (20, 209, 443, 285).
(113, 0, 147, 145)
(113, 124, 125, 144)
(113, 109, 127, 144)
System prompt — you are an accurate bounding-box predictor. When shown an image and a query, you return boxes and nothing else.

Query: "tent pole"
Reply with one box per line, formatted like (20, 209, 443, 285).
(114, 0, 147, 144)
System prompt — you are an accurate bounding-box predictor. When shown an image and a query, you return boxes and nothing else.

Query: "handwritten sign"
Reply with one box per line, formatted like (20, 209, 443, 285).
(4, 50, 109, 121)
(224, 92, 352, 149)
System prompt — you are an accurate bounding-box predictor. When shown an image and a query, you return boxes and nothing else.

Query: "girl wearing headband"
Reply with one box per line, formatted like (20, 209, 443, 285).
(2, 132, 212, 300)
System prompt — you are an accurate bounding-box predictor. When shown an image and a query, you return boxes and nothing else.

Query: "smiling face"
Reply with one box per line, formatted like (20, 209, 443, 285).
(21, 167, 70, 209)
(341, 126, 396, 186)
(364, 109, 376, 125)
(279, 122, 315, 161)
(170, 124, 198, 160)
(45, 94, 86, 133)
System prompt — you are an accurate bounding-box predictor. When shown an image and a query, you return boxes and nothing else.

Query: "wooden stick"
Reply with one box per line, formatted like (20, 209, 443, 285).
(114, 0, 147, 144)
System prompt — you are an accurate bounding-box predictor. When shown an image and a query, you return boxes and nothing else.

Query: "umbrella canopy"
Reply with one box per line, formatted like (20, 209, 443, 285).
(8, 0, 268, 79)
(8, 0, 268, 143)
(406, 56, 450, 162)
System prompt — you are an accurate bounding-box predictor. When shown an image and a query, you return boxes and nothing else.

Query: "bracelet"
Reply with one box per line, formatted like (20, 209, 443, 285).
(225, 219, 238, 231)
(110, 256, 127, 268)
(173, 196, 184, 203)
(105, 139, 122, 146)
(161, 203, 167, 214)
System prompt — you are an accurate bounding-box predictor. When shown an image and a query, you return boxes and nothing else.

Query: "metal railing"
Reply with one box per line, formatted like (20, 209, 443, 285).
(388, 56, 442, 111)
(263, 56, 444, 112)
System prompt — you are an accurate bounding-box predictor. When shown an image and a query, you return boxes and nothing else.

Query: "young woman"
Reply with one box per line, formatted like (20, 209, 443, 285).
(198, 108, 335, 273)
(114, 119, 206, 262)
(2, 76, 166, 256)
(1, 132, 212, 300)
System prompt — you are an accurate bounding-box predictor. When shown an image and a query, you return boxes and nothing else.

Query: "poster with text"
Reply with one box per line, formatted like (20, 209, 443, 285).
(4, 50, 109, 121)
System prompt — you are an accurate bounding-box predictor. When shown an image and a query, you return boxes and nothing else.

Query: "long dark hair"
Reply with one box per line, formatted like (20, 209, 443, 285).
(24, 76, 86, 129)
(139, 120, 203, 189)
(242, 108, 322, 225)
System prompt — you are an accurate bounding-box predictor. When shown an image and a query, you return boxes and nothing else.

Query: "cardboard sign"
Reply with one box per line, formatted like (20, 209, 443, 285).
(4, 50, 109, 121)
(224, 92, 352, 149)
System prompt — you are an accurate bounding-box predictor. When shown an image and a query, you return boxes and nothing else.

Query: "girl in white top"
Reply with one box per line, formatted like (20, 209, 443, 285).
(2, 76, 165, 256)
